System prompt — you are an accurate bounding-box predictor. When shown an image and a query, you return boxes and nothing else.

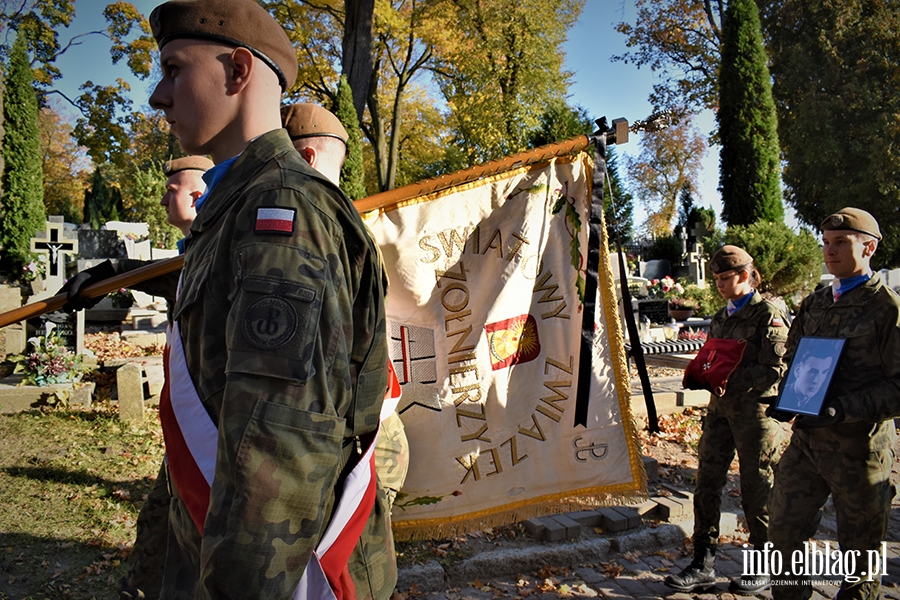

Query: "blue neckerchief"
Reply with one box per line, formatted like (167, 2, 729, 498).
(176, 238, 185, 254)
(833, 272, 871, 300)
(194, 155, 239, 212)
(726, 292, 753, 316)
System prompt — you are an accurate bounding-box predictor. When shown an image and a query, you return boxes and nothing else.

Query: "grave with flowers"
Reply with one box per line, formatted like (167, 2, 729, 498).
(638, 276, 697, 324)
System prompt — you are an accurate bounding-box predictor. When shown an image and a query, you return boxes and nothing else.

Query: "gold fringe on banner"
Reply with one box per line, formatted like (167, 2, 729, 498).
(388, 151, 649, 541)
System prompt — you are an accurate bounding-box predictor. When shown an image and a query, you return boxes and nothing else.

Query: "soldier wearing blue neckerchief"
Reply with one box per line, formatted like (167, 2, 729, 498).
(768, 207, 900, 599)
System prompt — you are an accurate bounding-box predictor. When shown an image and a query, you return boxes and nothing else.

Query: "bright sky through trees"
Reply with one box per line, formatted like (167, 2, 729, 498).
(48, 0, 736, 228)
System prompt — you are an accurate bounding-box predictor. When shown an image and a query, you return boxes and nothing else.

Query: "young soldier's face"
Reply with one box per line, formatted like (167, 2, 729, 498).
(822, 230, 874, 279)
(161, 170, 203, 232)
(150, 39, 234, 158)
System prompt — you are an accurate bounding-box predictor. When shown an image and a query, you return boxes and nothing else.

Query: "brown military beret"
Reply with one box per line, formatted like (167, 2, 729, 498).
(819, 207, 882, 240)
(709, 245, 753, 274)
(149, 0, 298, 91)
(281, 103, 348, 144)
(162, 155, 214, 176)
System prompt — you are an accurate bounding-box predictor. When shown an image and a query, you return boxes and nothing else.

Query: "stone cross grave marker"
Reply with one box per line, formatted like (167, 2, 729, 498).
(30, 216, 78, 298)
(688, 224, 708, 288)
(688, 242, 706, 288)
(28, 216, 84, 355)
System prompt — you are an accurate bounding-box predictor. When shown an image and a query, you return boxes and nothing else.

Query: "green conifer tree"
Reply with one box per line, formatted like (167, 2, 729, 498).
(333, 76, 366, 200)
(603, 148, 634, 243)
(83, 166, 124, 230)
(0, 35, 45, 276)
(717, 0, 783, 226)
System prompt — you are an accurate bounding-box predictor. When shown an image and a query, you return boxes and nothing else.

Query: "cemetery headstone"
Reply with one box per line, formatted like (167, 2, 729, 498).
(0, 285, 24, 356)
(688, 242, 706, 288)
(637, 299, 670, 325)
(116, 362, 144, 422)
(28, 217, 84, 355)
(77, 229, 127, 260)
(30, 216, 78, 299)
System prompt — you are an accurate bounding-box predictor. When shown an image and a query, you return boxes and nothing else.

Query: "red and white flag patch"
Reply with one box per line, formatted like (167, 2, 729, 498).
(255, 207, 295, 234)
(771, 317, 784, 327)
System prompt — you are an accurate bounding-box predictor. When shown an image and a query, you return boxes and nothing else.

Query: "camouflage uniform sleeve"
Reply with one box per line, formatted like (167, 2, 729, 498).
(839, 299, 900, 423)
(737, 302, 789, 397)
(198, 185, 388, 598)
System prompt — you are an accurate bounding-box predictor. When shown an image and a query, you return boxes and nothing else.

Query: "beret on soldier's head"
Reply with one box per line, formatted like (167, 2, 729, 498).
(162, 155, 214, 176)
(149, 0, 297, 91)
(281, 103, 348, 144)
(819, 207, 882, 240)
(709, 245, 753, 274)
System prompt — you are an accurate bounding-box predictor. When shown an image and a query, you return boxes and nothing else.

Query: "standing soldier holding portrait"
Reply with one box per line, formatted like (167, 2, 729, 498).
(768, 207, 900, 600)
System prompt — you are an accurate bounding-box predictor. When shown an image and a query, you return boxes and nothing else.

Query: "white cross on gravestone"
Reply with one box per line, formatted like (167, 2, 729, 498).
(30, 216, 79, 297)
(28, 216, 84, 354)
(688, 241, 706, 288)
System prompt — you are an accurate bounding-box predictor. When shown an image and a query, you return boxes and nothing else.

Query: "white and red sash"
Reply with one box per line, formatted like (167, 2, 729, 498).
(160, 317, 401, 598)
(159, 321, 217, 534)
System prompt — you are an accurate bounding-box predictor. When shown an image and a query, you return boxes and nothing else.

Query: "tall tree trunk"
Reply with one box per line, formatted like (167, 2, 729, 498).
(341, 0, 375, 124)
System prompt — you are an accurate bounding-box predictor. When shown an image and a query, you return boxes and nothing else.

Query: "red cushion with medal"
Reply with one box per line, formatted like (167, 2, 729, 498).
(683, 338, 747, 397)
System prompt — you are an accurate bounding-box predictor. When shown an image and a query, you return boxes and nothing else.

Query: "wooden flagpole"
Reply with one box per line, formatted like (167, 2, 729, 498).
(0, 135, 591, 330)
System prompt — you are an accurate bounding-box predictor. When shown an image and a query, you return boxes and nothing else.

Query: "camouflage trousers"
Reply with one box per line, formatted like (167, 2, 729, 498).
(119, 462, 170, 600)
(769, 435, 895, 600)
(693, 399, 784, 549)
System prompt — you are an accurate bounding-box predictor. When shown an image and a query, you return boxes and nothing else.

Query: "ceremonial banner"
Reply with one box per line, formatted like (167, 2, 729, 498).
(362, 152, 645, 538)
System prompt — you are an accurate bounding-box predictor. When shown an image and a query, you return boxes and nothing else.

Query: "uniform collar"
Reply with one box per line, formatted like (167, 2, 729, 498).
(821, 272, 882, 306)
(188, 129, 303, 234)
(833, 272, 872, 301)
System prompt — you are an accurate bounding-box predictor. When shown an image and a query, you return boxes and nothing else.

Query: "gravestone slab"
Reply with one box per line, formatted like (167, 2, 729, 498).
(30, 216, 78, 301)
(116, 363, 144, 422)
(0, 286, 24, 355)
(26, 310, 84, 355)
(637, 299, 670, 325)
(105, 221, 150, 239)
(77, 229, 127, 260)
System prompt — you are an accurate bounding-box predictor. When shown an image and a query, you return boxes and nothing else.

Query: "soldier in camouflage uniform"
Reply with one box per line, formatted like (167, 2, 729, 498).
(666, 246, 789, 594)
(768, 208, 900, 600)
(147, 1, 393, 598)
(282, 103, 410, 512)
(61, 156, 212, 600)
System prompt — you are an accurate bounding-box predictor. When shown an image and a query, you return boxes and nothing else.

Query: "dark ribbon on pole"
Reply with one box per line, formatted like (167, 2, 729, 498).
(573, 118, 658, 433)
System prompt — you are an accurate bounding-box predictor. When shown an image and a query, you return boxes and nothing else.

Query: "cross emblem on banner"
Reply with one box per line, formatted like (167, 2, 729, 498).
(30, 216, 78, 282)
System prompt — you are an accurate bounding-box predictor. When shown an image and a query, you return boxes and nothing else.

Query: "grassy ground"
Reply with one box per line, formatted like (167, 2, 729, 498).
(0, 354, 706, 598)
(0, 402, 163, 599)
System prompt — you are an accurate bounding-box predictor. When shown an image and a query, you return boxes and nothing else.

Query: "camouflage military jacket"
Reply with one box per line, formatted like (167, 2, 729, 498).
(708, 291, 789, 412)
(173, 129, 392, 599)
(785, 274, 900, 453)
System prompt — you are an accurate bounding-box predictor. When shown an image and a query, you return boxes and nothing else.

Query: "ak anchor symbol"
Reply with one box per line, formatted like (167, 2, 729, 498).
(573, 437, 608, 462)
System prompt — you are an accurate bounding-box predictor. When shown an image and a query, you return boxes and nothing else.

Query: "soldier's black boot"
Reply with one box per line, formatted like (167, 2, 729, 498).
(664, 545, 717, 592)
(729, 545, 771, 593)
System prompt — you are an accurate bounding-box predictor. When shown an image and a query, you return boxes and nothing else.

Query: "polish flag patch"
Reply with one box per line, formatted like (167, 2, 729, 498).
(255, 207, 295, 234)
(771, 317, 784, 327)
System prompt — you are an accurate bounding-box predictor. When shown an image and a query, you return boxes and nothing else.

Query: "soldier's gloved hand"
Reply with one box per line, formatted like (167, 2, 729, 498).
(682, 372, 705, 391)
(765, 404, 795, 423)
(795, 400, 845, 429)
(58, 260, 117, 313)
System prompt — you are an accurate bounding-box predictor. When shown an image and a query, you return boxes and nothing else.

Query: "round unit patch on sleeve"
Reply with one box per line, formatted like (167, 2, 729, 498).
(242, 296, 298, 349)
(255, 207, 296, 234)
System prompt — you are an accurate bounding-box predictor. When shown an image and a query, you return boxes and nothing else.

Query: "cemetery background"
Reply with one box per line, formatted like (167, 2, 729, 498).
(0, 216, 174, 415)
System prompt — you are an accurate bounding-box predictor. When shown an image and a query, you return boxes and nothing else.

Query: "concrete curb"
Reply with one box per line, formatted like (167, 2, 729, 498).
(395, 506, 750, 592)
(396, 521, 695, 591)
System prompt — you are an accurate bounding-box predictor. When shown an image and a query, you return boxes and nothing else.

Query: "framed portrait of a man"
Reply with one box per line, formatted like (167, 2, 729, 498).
(775, 337, 845, 416)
